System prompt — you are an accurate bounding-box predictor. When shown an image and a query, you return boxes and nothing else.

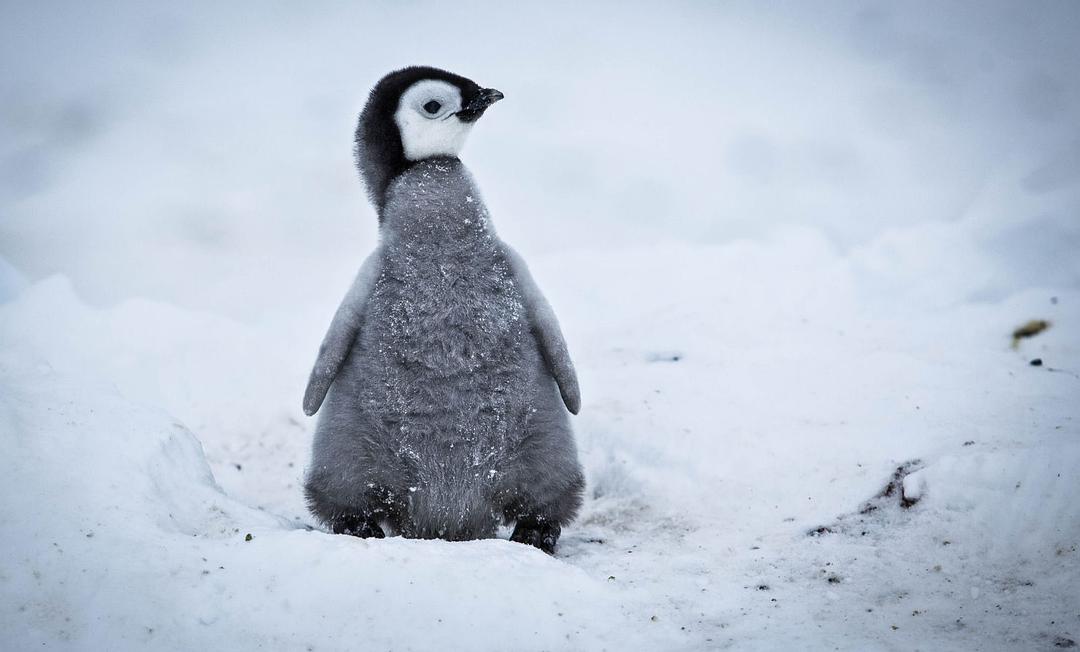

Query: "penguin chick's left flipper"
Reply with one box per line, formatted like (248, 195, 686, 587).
(502, 244, 581, 414)
(303, 248, 383, 416)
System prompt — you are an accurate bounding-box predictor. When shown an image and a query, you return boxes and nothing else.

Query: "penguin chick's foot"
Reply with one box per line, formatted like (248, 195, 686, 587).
(510, 520, 561, 555)
(331, 515, 385, 539)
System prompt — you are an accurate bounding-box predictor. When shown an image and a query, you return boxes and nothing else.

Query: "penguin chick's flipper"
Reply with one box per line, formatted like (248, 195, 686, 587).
(303, 248, 383, 416)
(501, 245, 581, 414)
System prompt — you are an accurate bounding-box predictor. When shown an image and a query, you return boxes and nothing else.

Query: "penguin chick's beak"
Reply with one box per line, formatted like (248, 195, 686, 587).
(456, 88, 504, 123)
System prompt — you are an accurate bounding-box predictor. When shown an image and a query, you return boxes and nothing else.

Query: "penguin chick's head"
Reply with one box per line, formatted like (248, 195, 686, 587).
(354, 66, 504, 212)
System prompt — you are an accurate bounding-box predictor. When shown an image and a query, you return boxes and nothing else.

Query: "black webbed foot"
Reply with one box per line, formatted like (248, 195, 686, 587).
(510, 519, 561, 554)
(331, 515, 385, 539)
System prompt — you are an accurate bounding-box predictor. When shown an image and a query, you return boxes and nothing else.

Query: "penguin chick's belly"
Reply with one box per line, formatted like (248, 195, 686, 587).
(335, 247, 546, 535)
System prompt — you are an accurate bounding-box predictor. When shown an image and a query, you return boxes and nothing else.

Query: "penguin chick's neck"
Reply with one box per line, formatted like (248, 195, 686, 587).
(380, 157, 495, 246)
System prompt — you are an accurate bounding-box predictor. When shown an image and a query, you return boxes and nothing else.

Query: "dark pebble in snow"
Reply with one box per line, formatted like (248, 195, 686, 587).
(234, 463, 243, 471)
(963, 441, 975, 446)
(757, 585, 770, 591)
(1030, 358, 1043, 366)
(244, 533, 253, 542)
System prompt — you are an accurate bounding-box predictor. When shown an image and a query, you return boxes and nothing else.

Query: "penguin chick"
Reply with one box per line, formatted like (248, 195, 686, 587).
(303, 66, 583, 554)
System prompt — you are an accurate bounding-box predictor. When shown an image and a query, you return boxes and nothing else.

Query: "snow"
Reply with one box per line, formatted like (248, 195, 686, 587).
(2, 2, 1080, 650)
(902, 469, 927, 504)
(0, 341, 639, 651)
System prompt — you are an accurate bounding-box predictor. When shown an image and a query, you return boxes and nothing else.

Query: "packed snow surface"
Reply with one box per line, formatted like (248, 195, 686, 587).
(2, 2, 1079, 650)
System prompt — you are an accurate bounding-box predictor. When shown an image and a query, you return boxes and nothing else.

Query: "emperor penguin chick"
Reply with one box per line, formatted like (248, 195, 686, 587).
(303, 66, 584, 553)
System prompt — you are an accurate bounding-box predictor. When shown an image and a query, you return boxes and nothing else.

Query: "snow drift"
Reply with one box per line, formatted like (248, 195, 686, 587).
(2, 1, 1079, 649)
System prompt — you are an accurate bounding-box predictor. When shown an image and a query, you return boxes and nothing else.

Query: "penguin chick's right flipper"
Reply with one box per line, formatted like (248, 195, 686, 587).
(303, 249, 382, 416)
(502, 244, 581, 414)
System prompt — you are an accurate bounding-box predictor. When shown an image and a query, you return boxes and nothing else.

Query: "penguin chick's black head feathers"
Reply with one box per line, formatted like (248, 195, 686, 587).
(354, 66, 504, 214)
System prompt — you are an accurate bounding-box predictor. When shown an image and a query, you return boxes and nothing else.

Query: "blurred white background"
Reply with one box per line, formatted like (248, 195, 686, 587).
(3, 0, 1078, 323)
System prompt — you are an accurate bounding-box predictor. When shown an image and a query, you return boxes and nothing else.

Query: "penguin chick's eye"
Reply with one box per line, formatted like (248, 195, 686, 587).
(423, 100, 442, 115)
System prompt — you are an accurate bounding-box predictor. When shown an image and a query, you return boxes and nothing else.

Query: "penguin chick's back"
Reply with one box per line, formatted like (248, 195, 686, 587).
(323, 158, 550, 538)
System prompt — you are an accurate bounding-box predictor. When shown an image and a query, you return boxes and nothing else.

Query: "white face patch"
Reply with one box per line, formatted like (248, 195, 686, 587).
(394, 79, 474, 161)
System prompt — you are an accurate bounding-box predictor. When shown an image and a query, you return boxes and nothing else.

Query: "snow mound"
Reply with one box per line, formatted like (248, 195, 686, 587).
(4, 227, 1080, 649)
(0, 280, 667, 651)
(914, 445, 1080, 559)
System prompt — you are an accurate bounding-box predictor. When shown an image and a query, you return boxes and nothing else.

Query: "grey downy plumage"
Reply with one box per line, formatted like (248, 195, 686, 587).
(302, 67, 583, 553)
